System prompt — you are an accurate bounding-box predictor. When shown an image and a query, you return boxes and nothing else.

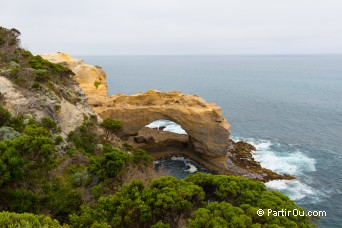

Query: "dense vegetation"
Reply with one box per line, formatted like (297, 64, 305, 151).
(0, 26, 78, 103)
(1, 27, 317, 227)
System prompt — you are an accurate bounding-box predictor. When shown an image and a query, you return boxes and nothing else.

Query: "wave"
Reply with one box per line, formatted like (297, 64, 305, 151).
(146, 120, 187, 134)
(171, 156, 198, 173)
(232, 136, 322, 202)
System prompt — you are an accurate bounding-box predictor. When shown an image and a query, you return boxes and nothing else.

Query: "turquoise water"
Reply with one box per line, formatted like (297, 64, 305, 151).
(80, 55, 342, 227)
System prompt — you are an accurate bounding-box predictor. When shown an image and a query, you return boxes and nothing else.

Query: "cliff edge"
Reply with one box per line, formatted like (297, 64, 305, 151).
(41, 52, 293, 181)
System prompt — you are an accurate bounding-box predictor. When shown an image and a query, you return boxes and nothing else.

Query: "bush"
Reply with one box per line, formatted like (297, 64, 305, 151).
(0, 140, 25, 186)
(0, 211, 66, 227)
(68, 119, 99, 154)
(41, 117, 58, 132)
(88, 145, 130, 180)
(132, 149, 154, 168)
(31, 81, 40, 89)
(0, 105, 11, 126)
(91, 183, 104, 199)
(100, 118, 122, 141)
(94, 80, 101, 89)
(4, 188, 40, 213)
(55, 135, 64, 145)
(42, 177, 82, 223)
(54, 104, 62, 112)
(0, 126, 20, 141)
(122, 142, 133, 151)
(8, 115, 25, 132)
(70, 173, 316, 228)
(11, 124, 57, 171)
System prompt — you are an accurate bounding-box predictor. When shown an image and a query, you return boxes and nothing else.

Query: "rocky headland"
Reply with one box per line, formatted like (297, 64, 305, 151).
(39, 52, 293, 182)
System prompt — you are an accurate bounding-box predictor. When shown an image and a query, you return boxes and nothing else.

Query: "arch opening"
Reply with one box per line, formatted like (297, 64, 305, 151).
(145, 119, 187, 135)
(126, 119, 194, 157)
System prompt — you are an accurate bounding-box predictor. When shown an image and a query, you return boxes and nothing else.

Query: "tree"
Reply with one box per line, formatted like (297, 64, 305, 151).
(187, 202, 252, 228)
(0, 141, 25, 187)
(88, 145, 130, 180)
(0, 105, 11, 127)
(100, 118, 122, 141)
(0, 27, 21, 64)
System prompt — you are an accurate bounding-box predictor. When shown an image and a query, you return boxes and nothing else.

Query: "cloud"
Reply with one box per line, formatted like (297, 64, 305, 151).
(1, 0, 342, 55)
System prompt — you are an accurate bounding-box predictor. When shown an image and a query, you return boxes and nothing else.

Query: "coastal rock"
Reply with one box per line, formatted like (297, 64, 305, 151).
(40, 53, 108, 106)
(41, 53, 231, 158)
(0, 76, 98, 137)
(98, 90, 231, 157)
(38, 52, 294, 181)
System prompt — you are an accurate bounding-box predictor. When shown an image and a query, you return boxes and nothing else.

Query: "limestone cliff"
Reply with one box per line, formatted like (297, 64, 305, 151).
(40, 53, 108, 106)
(40, 52, 293, 181)
(41, 53, 231, 158)
(0, 74, 97, 137)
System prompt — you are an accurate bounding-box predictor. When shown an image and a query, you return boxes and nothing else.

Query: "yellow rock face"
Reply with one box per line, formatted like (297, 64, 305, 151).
(40, 52, 108, 105)
(41, 53, 231, 157)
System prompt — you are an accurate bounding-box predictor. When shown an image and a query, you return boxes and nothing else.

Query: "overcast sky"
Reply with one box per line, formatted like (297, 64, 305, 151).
(1, 0, 342, 55)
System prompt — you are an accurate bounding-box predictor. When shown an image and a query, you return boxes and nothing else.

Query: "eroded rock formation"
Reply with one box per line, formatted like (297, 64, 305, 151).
(42, 53, 231, 158)
(39, 53, 295, 181)
(0, 76, 97, 137)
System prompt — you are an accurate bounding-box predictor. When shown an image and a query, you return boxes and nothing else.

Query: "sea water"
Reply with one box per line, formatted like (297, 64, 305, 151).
(80, 55, 342, 227)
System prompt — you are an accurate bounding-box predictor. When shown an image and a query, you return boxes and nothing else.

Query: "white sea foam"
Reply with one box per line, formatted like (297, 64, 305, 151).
(169, 156, 199, 173)
(146, 120, 187, 134)
(232, 136, 319, 202)
(186, 163, 198, 173)
(232, 137, 316, 176)
(266, 180, 316, 201)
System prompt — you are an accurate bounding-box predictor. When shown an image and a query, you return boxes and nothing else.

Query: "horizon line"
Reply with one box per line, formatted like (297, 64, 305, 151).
(72, 53, 342, 57)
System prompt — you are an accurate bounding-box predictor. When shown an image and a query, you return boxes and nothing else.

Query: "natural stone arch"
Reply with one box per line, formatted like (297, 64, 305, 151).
(40, 53, 231, 157)
(96, 90, 231, 157)
(41, 53, 295, 181)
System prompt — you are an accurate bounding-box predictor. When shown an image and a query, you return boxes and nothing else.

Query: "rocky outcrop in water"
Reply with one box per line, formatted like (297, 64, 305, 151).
(41, 53, 294, 181)
(41, 53, 231, 158)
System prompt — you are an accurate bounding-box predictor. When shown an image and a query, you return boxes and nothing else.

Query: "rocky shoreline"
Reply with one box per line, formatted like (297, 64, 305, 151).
(127, 127, 295, 182)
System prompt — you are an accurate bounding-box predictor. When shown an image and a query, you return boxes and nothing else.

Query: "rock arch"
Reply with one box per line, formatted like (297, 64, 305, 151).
(40, 53, 231, 157)
(96, 90, 231, 157)
(41, 53, 294, 181)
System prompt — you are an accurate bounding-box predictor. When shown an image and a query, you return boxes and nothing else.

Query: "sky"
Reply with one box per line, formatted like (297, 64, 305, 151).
(1, 0, 342, 55)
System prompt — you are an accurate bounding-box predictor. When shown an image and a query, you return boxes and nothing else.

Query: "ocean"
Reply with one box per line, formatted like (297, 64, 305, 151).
(79, 55, 342, 227)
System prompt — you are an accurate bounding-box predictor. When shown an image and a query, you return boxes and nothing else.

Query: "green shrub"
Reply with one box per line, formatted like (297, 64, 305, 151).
(4, 188, 40, 213)
(54, 104, 62, 112)
(0, 211, 66, 227)
(8, 115, 25, 132)
(91, 183, 104, 199)
(151, 221, 171, 228)
(55, 135, 64, 145)
(0, 140, 25, 186)
(11, 124, 57, 171)
(122, 142, 133, 151)
(0, 105, 11, 126)
(0, 126, 20, 141)
(13, 77, 27, 86)
(41, 117, 58, 131)
(42, 177, 82, 223)
(31, 81, 40, 89)
(88, 145, 130, 180)
(100, 118, 122, 141)
(68, 120, 99, 154)
(132, 149, 154, 167)
(94, 80, 101, 89)
(70, 173, 315, 228)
